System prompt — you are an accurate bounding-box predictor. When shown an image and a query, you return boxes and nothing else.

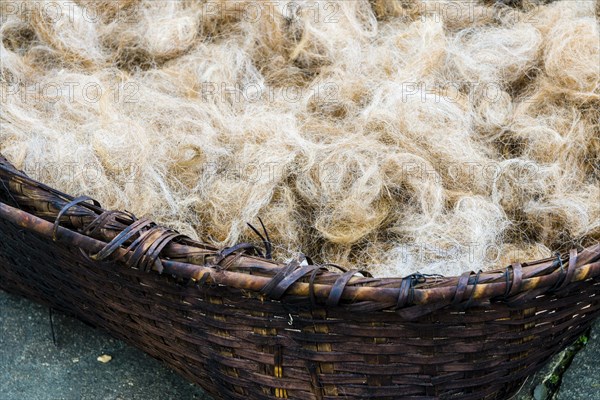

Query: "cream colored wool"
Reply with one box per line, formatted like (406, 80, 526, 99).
(1, 0, 599, 277)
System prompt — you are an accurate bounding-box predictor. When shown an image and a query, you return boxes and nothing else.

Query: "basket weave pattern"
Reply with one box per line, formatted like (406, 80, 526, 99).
(1, 154, 600, 399)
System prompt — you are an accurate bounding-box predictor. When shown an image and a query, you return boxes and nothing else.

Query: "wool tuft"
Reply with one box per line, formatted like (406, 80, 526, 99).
(1, 0, 598, 277)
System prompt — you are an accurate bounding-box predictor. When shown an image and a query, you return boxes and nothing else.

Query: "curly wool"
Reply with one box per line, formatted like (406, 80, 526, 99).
(0, 0, 598, 277)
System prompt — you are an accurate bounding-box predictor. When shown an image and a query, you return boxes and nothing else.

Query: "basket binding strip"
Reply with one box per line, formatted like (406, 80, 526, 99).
(1, 153, 599, 399)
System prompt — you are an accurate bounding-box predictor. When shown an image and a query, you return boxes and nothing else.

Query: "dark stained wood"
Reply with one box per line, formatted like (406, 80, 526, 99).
(1, 153, 600, 399)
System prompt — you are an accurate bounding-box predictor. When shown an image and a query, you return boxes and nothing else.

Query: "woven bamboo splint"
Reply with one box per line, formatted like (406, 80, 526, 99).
(1, 153, 599, 400)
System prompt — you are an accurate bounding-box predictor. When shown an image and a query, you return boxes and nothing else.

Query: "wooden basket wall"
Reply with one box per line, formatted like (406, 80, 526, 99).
(1, 154, 599, 400)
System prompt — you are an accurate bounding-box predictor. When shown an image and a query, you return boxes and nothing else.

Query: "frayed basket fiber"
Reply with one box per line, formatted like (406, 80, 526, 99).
(1, 153, 600, 400)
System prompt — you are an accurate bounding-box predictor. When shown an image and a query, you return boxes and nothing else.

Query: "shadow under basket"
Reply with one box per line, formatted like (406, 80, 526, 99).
(1, 153, 599, 400)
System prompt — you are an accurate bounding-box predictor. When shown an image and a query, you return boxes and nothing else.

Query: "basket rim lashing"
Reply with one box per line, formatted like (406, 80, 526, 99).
(1, 154, 599, 313)
(1, 152, 600, 399)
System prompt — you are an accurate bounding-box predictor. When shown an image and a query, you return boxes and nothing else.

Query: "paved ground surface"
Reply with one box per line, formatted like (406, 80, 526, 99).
(0, 291, 210, 400)
(2, 289, 598, 400)
(557, 320, 600, 400)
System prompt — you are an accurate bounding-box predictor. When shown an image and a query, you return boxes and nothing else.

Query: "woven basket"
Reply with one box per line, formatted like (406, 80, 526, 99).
(1, 153, 599, 400)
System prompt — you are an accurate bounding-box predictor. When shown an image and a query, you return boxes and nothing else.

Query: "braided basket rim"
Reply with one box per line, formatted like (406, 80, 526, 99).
(1, 153, 599, 316)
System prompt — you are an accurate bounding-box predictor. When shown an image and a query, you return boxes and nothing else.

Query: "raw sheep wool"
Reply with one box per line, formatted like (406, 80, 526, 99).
(0, 0, 598, 277)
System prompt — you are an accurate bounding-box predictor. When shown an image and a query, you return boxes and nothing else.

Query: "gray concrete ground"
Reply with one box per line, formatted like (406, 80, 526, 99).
(1, 289, 598, 400)
(0, 291, 210, 400)
(557, 321, 600, 400)
(514, 325, 598, 400)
